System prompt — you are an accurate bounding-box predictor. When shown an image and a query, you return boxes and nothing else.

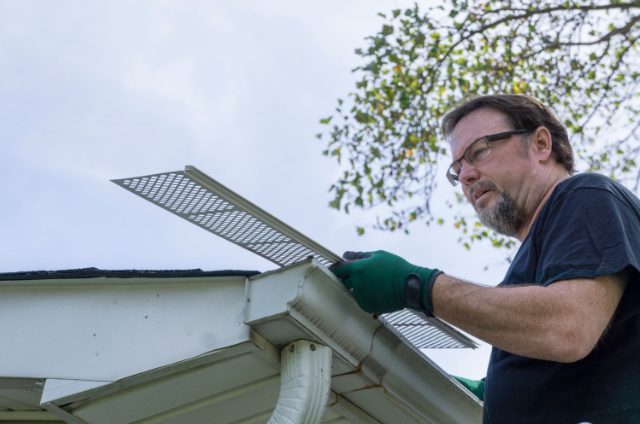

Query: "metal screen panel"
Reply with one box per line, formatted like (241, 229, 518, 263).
(112, 167, 339, 267)
(380, 309, 473, 349)
(112, 166, 476, 349)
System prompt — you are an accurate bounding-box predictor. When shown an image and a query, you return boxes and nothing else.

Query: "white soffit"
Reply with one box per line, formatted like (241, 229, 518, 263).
(112, 166, 476, 350)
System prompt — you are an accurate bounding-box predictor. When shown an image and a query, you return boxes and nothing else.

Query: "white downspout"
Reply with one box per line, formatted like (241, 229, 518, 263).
(268, 339, 332, 424)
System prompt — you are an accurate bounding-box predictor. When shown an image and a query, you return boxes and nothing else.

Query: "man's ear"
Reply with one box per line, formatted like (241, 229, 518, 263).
(531, 126, 553, 162)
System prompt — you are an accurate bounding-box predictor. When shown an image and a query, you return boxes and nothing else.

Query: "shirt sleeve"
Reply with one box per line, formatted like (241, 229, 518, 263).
(534, 186, 640, 285)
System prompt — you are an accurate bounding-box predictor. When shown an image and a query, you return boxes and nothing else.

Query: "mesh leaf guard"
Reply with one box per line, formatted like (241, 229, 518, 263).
(379, 309, 473, 349)
(112, 166, 476, 349)
(112, 167, 338, 267)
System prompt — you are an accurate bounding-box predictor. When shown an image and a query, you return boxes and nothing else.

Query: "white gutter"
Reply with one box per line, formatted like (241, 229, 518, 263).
(267, 340, 332, 424)
(246, 259, 482, 423)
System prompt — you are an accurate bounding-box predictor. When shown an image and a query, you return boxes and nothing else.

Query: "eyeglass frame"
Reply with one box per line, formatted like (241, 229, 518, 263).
(446, 129, 533, 186)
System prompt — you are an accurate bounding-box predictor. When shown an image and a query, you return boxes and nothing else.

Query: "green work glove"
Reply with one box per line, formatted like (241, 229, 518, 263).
(330, 250, 442, 315)
(453, 376, 485, 401)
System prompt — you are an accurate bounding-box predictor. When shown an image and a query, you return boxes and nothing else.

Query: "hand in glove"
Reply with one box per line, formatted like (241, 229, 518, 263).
(453, 376, 485, 401)
(330, 250, 441, 315)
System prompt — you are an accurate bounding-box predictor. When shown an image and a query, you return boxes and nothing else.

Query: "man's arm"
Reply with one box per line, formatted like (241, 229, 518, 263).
(432, 273, 627, 362)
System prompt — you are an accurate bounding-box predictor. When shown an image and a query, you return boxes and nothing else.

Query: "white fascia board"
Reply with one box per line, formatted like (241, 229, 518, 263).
(245, 259, 482, 423)
(0, 275, 251, 381)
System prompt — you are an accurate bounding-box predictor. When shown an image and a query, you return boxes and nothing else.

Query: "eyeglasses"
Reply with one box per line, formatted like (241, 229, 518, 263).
(446, 129, 532, 186)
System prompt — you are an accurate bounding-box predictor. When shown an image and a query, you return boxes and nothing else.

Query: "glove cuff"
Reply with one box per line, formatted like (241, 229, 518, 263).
(404, 268, 442, 316)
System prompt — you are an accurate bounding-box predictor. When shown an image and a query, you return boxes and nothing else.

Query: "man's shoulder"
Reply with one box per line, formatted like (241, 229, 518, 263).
(552, 172, 636, 203)
(547, 172, 640, 220)
(556, 172, 616, 193)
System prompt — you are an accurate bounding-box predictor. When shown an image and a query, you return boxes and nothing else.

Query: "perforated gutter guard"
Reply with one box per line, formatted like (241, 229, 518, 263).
(112, 165, 476, 349)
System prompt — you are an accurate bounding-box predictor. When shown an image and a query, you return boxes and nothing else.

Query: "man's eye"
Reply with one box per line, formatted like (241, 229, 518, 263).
(467, 146, 488, 163)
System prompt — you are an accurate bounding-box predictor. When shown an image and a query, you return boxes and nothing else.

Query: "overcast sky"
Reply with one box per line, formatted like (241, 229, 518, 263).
(0, 1, 516, 379)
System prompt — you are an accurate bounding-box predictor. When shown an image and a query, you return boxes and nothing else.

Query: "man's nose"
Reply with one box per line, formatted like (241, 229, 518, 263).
(458, 160, 480, 185)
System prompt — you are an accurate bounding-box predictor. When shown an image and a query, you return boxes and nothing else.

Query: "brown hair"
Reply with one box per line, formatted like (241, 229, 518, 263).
(441, 95, 574, 174)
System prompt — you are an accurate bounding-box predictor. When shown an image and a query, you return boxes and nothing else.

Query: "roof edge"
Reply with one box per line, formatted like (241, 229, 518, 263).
(0, 268, 261, 281)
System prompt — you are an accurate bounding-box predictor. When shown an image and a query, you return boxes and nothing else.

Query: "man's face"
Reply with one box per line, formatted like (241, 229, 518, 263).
(448, 108, 533, 236)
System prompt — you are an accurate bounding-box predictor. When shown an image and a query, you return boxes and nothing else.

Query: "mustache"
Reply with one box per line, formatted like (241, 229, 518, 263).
(469, 180, 498, 200)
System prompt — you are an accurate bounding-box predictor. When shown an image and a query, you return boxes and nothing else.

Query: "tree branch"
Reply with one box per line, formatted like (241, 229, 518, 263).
(555, 14, 640, 46)
(483, 2, 640, 16)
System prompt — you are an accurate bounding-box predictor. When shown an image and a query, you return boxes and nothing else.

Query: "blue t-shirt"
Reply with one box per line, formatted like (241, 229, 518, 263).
(484, 173, 640, 423)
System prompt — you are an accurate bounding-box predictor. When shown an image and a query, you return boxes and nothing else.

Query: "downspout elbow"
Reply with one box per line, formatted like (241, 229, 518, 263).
(268, 340, 332, 424)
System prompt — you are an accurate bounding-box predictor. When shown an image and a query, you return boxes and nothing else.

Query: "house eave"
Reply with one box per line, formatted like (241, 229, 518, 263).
(0, 260, 481, 423)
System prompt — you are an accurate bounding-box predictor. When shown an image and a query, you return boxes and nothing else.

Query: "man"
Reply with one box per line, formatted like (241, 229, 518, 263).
(331, 95, 640, 423)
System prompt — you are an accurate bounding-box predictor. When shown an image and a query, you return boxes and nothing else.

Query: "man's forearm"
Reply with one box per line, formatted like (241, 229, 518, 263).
(431, 273, 625, 362)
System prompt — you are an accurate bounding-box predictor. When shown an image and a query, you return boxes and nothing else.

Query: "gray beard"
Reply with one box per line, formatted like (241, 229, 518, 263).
(477, 190, 526, 237)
